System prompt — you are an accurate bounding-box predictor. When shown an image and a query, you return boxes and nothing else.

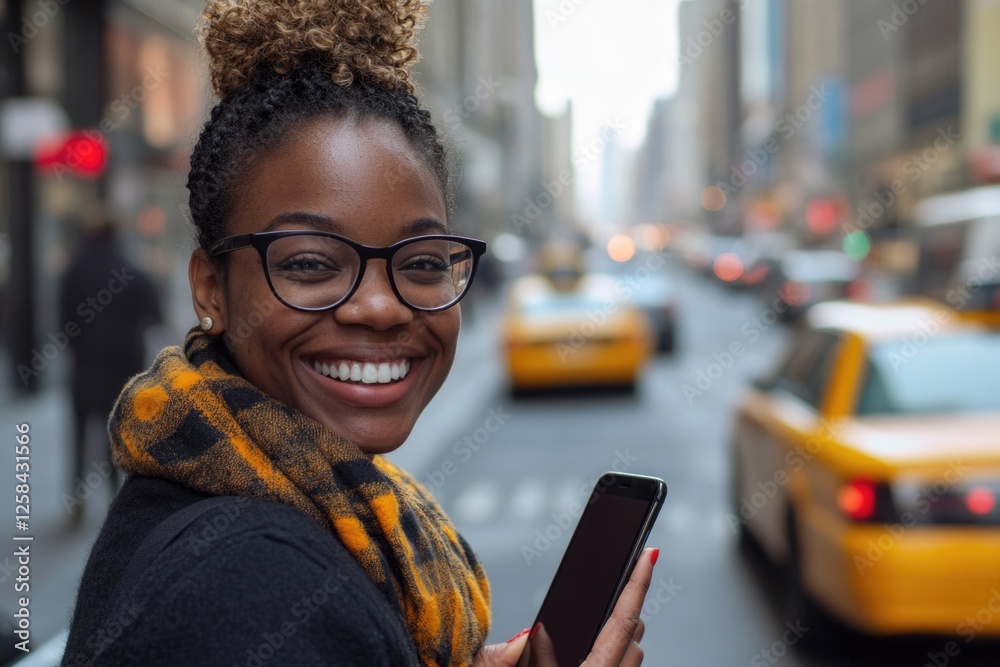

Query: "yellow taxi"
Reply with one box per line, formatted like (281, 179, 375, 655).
(502, 273, 653, 392)
(731, 299, 1000, 637)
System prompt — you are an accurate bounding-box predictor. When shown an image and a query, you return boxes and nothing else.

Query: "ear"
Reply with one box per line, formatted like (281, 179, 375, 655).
(189, 248, 227, 334)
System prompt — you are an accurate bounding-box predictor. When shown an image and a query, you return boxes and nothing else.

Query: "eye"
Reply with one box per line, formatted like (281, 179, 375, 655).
(272, 254, 342, 279)
(399, 254, 450, 272)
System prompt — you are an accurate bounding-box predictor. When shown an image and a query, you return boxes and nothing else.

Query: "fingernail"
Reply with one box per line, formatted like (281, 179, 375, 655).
(506, 628, 530, 643)
(529, 622, 543, 638)
(650, 548, 660, 566)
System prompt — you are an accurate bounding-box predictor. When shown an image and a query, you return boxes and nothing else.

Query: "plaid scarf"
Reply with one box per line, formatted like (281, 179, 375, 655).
(110, 327, 491, 666)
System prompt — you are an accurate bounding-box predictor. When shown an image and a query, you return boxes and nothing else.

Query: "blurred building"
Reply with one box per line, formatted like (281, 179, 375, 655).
(638, 0, 1000, 260)
(416, 0, 546, 241)
(1, 0, 208, 396)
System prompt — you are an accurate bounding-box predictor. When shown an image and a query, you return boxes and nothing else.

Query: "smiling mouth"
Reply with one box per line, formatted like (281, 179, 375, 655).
(312, 358, 412, 384)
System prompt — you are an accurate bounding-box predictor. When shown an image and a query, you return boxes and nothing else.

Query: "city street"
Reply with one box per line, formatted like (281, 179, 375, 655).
(408, 260, 1000, 666)
(7, 258, 1000, 665)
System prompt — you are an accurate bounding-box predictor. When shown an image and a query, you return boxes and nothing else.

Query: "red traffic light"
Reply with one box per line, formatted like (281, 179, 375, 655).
(34, 131, 108, 178)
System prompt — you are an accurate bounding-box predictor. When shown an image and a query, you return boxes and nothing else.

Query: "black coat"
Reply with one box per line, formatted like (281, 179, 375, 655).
(62, 475, 420, 666)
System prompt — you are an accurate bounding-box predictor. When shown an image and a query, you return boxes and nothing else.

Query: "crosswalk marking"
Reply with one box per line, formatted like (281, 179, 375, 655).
(508, 478, 547, 520)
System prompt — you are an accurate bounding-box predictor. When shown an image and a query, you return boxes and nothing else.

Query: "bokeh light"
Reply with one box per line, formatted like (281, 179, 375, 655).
(713, 253, 744, 282)
(843, 230, 872, 260)
(701, 185, 727, 212)
(607, 234, 637, 263)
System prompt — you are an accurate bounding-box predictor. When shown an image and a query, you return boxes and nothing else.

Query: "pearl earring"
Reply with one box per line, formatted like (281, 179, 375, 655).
(200, 317, 214, 332)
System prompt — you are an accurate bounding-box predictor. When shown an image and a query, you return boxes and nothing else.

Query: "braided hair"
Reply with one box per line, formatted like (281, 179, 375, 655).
(187, 0, 451, 256)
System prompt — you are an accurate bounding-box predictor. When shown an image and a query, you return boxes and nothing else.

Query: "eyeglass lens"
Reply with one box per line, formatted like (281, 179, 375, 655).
(265, 235, 475, 310)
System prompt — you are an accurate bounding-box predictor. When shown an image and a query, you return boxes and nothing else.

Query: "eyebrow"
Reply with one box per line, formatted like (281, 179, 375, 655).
(262, 213, 449, 236)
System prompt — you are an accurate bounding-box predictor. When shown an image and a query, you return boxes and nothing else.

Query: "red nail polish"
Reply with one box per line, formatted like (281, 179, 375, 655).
(650, 548, 660, 566)
(506, 628, 530, 643)
(529, 622, 542, 638)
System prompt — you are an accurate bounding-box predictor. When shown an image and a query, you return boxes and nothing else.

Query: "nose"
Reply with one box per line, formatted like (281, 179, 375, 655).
(333, 259, 414, 330)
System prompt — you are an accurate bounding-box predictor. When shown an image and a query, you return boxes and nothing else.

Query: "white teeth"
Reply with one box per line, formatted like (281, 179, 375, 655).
(315, 358, 411, 384)
(377, 363, 391, 383)
(361, 364, 378, 383)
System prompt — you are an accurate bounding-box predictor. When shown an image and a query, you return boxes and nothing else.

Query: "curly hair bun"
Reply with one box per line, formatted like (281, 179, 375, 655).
(199, 0, 429, 99)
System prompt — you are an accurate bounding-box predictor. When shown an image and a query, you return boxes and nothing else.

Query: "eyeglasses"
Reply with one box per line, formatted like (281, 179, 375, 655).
(210, 231, 488, 312)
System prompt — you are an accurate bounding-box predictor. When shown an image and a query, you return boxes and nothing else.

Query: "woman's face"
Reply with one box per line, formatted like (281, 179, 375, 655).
(191, 116, 457, 455)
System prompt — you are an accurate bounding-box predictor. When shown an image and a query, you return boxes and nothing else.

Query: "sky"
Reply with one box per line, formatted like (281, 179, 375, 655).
(532, 0, 683, 220)
(533, 0, 682, 151)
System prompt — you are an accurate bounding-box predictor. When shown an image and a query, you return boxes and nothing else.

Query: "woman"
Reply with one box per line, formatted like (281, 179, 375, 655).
(61, 1, 658, 665)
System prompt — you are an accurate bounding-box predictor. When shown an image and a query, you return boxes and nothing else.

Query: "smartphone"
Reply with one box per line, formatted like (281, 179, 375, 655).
(517, 472, 667, 666)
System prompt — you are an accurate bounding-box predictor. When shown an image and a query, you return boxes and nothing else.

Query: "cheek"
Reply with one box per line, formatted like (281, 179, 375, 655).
(430, 310, 461, 363)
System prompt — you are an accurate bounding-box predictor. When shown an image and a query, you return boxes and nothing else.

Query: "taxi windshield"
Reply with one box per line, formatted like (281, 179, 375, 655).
(857, 332, 1000, 415)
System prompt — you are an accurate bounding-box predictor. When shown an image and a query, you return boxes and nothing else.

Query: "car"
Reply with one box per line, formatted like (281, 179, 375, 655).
(764, 249, 865, 323)
(730, 299, 1000, 638)
(621, 269, 677, 354)
(501, 273, 653, 392)
(585, 250, 678, 354)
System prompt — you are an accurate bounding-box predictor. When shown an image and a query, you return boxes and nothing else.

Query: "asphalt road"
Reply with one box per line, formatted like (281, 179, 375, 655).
(414, 260, 1000, 666)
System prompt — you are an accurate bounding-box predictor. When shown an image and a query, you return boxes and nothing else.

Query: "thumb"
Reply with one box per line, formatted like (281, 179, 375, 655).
(473, 629, 530, 667)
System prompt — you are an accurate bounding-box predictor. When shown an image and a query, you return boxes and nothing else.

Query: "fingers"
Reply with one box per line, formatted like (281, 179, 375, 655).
(632, 618, 645, 645)
(622, 639, 644, 666)
(585, 547, 657, 665)
(524, 623, 559, 667)
(472, 629, 531, 667)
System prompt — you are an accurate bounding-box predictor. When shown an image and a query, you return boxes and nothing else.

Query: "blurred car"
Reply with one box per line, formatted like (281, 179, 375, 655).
(625, 271, 677, 353)
(502, 273, 653, 392)
(765, 249, 865, 322)
(586, 250, 679, 355)
(731, 299, 1000, 638)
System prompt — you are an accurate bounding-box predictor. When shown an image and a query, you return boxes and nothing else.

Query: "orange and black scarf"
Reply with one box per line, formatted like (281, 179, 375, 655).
(109, 328, 491, 666)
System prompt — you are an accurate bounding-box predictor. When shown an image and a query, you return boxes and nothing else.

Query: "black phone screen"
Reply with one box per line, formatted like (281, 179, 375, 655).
(525, 475, 663, 665)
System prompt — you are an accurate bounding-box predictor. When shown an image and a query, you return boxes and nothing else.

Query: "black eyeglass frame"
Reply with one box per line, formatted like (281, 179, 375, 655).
(209, 230, 488, 313)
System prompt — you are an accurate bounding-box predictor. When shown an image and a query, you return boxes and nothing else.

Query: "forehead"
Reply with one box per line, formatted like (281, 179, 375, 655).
(226, 115, 447, 243)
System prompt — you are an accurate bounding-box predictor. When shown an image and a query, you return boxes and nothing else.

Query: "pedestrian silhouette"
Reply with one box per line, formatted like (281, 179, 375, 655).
(58, 216, 161, 525)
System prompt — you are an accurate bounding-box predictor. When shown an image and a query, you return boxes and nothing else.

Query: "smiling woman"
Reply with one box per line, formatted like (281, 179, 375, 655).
(59, 1, 657, 666)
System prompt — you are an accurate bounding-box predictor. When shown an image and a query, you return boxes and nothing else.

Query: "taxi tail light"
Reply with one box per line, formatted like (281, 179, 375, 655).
(965, 487, 997, 516)
(837, 480, 895, 522)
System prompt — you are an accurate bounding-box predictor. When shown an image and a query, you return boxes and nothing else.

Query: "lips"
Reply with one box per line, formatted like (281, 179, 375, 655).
(312, 358, 411, 384)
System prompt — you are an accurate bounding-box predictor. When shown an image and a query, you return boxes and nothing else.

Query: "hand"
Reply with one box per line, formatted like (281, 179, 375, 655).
(473, 547, 658, 667)
(581, 546, 656, 666)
